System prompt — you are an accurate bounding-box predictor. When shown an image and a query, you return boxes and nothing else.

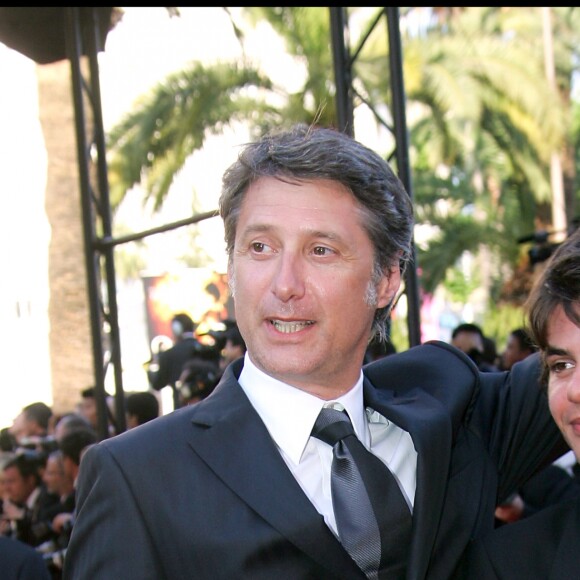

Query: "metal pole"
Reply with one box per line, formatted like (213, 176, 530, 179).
(329, 7, 354, 135)
(386, 7, 422, 346)
(85, 7, 126, 433)
(65, 7, 109, 440)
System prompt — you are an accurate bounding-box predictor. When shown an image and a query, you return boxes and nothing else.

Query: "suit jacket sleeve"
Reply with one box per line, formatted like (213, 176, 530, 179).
(63, 443, 163, 580)
(148, 348, 169, 391)
(474, 351, 567, 503)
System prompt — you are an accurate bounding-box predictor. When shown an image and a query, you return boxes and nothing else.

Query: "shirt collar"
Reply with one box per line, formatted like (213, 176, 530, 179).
(238, 353, 366, 465)
(26, 486, 41, 509)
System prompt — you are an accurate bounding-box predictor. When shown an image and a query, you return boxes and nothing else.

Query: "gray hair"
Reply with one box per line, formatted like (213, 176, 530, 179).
(219, 124, 414, 342)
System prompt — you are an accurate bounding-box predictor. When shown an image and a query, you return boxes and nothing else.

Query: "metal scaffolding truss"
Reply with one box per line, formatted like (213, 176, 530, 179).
(0, 7, 421, 439)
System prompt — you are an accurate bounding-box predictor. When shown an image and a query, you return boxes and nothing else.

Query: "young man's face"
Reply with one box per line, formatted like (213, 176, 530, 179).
(546, 305, 580, 460)
(230, 176, 399, 399)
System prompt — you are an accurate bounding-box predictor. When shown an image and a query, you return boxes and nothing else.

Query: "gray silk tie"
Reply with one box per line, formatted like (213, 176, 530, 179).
(312, 406, 411, 580)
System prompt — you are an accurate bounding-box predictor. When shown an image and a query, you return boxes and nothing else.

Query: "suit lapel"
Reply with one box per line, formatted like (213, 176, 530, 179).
(364, 380, 452, 580)
(187, 373, 364, 579)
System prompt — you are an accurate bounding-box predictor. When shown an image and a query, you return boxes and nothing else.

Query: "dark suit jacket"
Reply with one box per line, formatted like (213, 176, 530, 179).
(460, 496, 580, 579)
(0, 536, 51, 580)
(148, 337, 204, 391)
(63, 341, 566, 580)
(148, 336, 205, 408)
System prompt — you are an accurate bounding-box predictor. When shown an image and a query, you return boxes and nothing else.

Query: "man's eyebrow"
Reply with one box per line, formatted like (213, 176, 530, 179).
(544, 345, 570, 357)
(240, 223, 342, 241)
(238, 223, 275, 237)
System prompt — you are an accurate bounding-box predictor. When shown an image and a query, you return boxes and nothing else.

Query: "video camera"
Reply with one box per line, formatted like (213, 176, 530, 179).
(518, 229, 565, 266)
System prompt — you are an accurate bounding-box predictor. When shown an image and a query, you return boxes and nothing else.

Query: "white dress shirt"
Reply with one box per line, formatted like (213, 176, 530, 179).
(238, 353, 417, 535)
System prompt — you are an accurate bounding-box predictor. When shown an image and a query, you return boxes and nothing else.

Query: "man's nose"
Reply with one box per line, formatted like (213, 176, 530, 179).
(568, 372, 580, 403)
(271, 252, 306, 302)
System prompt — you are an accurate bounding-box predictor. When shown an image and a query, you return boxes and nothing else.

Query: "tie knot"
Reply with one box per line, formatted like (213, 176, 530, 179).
(311, 406, 356, 447)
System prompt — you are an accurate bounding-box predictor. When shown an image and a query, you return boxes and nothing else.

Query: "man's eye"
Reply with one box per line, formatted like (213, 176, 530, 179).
(549, 361, 575, 374)
(313, 246, 332, 256)
(251, 242, 265, 253)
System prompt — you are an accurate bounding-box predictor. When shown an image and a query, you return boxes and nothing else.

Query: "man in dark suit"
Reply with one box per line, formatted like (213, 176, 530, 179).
(147, 312, 206, 409)
(459, 228, 580, 579)
(63, 125, 566, 580)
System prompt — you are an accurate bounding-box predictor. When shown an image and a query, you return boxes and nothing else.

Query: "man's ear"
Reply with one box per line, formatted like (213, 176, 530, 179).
(376, 266, 401, 309)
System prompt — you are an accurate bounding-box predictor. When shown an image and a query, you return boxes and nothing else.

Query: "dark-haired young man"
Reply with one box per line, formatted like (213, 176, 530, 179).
(462, 228, 580, 578)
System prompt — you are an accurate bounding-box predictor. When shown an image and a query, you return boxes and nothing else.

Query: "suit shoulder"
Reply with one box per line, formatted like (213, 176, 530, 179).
(364, 340, 479, 388)
(95, 405, 195, 457)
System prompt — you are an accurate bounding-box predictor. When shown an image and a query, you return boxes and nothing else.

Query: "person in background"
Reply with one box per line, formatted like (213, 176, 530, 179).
(364, 335, 397, 363)
(500, 327, 538, 371)
(64, 124, 565, 580)
(77, 388, 116, 437)
(34, 450, 75, 541)
(218, 323, 247, 373)
(451, 322, 499, 372)
(175, 358, 220, 406)
(147, 312, 205, 410)
(462, 228, 580, 578)
(1, 451, 59, 547)
(125, 392, 160, 428)
(9, 402, 53, 449)
(51, 414, 94, 445)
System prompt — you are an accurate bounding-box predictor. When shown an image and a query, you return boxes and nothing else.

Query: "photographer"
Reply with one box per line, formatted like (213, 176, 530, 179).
(147, 313, 206, 410)
(9, 402, 53, 451)
(175, 357, 220, 407)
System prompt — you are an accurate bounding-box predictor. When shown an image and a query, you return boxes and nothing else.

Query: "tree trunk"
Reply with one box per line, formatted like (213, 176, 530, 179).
(37, 59, 94, 415)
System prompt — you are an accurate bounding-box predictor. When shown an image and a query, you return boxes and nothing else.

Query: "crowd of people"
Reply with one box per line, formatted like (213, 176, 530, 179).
(0, 393, 162, 578)
(0, 319, 245, 578)
(3, 124, 579, 579)
(0, 401, 94, 579)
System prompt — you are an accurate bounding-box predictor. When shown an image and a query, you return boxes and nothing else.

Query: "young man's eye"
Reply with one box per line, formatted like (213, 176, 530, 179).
(549, 360, 575, 374)
(313, 246, 333, 256)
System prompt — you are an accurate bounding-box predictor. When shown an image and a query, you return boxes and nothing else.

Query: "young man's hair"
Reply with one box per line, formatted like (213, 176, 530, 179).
(526, 228, 580, 380)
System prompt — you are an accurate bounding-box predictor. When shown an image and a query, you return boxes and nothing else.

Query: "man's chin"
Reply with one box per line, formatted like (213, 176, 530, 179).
(254, 352, 318, 382)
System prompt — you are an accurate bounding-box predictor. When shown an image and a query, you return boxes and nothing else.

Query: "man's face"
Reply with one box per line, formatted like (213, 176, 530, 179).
(452, 331, 483, 356)
(230, 176, 399, 399)
(79, 397, 98, 428)
(547, 305, 580, 461)
(2, 465, 37, 504)
(9, 412, 38, 442)
(220, 339, 244, 369)
(42, 455, 65, 495)
(503, 334, 526, 370)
